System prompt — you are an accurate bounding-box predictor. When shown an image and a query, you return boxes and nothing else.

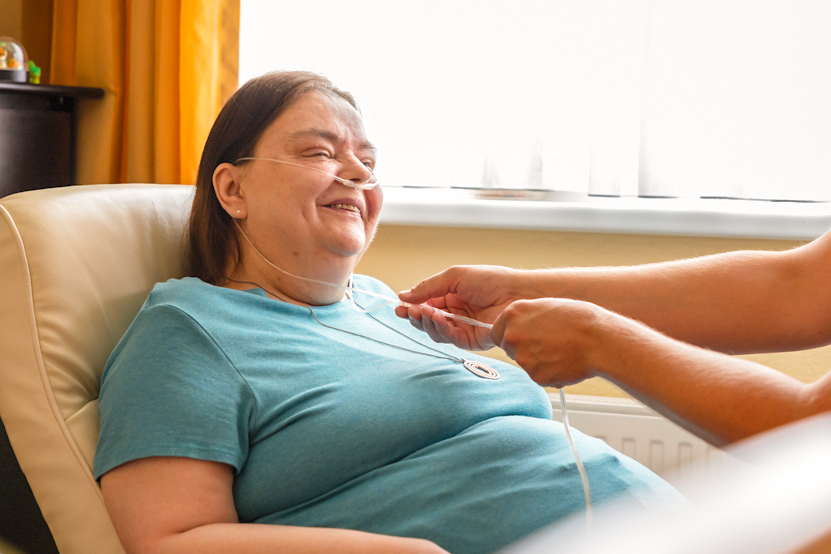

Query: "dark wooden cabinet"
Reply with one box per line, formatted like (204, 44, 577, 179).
(0, 83, 104, 198)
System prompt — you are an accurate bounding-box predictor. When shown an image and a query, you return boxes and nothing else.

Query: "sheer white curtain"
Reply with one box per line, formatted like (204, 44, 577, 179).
(640, 2, 831, 201)
(240, 0, 831, 202)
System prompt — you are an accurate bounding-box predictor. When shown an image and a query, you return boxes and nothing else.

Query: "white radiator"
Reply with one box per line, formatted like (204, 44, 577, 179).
(550, 393, 733, 488)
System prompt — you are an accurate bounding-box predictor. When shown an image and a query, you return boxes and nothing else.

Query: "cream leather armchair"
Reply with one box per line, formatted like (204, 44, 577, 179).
(0, 184, 194, 554)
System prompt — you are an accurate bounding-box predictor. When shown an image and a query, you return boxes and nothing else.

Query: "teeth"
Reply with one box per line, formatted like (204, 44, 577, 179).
(330, 203, 360, 213)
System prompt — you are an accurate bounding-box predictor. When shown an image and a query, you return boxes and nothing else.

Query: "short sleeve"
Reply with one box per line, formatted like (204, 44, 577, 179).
(94, 304, 256, 479)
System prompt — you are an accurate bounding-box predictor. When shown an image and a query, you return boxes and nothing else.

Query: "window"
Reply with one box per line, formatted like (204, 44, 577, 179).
(240, 1, 831, 203)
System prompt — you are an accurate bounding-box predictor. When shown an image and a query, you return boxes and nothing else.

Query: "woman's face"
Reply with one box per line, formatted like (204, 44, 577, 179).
(233, 91, 382, 280)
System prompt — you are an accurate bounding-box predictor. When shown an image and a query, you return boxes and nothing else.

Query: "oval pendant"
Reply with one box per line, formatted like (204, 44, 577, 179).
(462, 358, 500, 380)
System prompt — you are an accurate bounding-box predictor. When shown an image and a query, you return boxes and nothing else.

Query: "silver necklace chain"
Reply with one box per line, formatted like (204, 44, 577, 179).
(308, 305, 462, 363)
(309, 306, 499, 380)
(227, 277, 499, 379)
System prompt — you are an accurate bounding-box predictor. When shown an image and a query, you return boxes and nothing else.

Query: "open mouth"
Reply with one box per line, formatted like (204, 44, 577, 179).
(327, 203, 361, 215)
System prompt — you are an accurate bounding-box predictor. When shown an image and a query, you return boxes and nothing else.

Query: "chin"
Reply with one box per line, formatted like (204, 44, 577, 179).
(323, 223, 377, 259)
(333, 230, 372, 255)
(328, 241, 368, 260)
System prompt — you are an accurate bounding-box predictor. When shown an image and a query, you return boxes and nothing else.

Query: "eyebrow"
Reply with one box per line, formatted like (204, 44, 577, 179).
(288, 128, 377, 154)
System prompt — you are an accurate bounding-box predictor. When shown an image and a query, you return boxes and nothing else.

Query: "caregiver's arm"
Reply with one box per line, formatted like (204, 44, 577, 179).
(492, 297, 831, 446)
(400, 230, 831, 354)
(101, 457, 447, 554)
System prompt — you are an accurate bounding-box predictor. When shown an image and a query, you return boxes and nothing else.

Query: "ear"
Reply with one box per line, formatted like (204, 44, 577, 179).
(213, 162, 247, 219)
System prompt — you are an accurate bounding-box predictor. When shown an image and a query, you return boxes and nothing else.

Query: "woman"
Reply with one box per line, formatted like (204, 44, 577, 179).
(94, 71, 683, 554)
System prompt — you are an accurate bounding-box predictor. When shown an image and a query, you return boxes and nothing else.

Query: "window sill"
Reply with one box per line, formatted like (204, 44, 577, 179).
(378, 187, 831, 240)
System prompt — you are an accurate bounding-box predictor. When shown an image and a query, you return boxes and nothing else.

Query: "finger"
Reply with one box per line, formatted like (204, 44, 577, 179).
(430, 309, 471, 346)
(420, 306, 452, 344)
(405, 305, 426, 332)
(473, 329, 496, 351)
(490, 311, 517, 360)
(398, 267, 462, 304)
(490, 311, 507, 352)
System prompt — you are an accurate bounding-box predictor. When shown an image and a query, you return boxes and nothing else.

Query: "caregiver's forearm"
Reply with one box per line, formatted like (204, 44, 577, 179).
(593, 316, 831, 446)
(522, 237, 831, 353)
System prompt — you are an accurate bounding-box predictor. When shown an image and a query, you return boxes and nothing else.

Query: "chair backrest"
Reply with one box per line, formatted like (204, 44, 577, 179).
(0, 184, 194, 554)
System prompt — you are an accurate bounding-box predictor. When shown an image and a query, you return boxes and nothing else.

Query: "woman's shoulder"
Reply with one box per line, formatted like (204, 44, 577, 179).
(112, 278, 225, 356)
(103, 279, 246, 385)
(126, 277, 253, 337)
(144, 276, 251, 315)
(145, 276, 215, 306)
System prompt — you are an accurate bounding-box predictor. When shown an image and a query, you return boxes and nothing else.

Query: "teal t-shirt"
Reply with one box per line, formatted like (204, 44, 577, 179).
(95, 276, 683, 554)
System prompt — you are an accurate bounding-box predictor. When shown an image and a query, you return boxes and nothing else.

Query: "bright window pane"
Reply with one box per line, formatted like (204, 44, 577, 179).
(240, 1, 831, 201)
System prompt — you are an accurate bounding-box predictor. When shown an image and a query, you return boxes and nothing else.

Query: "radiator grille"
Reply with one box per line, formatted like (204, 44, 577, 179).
(550, 393, 733, 487)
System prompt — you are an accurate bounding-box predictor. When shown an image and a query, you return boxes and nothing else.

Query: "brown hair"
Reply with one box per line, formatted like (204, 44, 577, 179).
(187, 71, 358, 284)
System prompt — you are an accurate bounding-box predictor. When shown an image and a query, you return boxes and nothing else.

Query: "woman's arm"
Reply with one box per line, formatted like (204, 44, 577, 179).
(492, 298, 831, 445)
(101, 457, 448, 554)
(521, 230, 831, 354)
(400, 230, 831, 354)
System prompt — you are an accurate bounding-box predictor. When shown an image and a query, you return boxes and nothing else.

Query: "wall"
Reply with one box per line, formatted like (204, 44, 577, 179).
(0, 0, 23, 39)
(0, 0, 53, 84)
(20, 0, 52, 83)
(356, 224, 830, 397)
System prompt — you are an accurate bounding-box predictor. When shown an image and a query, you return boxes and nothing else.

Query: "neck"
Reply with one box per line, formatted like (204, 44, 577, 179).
(226, 262, 350, 306)
(227, 220, 356, 305)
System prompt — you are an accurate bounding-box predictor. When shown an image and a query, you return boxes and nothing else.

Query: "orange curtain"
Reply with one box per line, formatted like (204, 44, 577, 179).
(50, 0, 239, 185)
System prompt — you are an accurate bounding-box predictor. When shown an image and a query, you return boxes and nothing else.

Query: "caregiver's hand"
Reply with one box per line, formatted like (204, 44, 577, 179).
(491, 297, 632, 388)
(396, 265, 526, 350)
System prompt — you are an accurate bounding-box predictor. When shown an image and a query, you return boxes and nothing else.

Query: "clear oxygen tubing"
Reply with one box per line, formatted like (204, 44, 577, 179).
(235, 157, 379, 190)
(560, 387, 593, 534)
(233, 220, 489, 326)
(233, 221, 593, 527)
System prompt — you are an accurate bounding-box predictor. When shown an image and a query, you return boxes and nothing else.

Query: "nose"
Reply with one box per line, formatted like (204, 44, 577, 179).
(338, 154, 377, 190)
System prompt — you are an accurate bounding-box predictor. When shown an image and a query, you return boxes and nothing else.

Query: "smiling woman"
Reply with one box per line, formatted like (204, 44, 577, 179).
(186, 72, 375, 294)
(213, 90, 382, 305)
(91, 71, 687, 554)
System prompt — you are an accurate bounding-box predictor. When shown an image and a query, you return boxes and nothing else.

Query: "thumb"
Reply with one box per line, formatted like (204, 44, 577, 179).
(398, 270, 454, 304)
(490, 311, 514, 359)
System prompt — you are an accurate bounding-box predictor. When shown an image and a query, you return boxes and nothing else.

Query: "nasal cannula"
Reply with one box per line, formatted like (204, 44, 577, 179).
(234, 217, 593, 533)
